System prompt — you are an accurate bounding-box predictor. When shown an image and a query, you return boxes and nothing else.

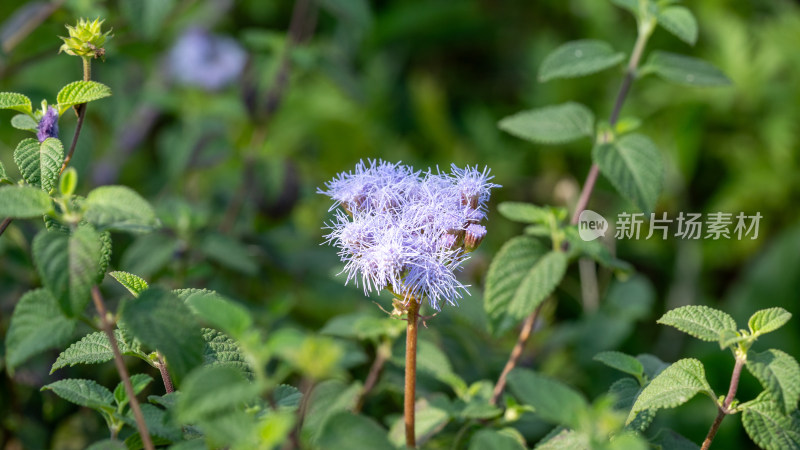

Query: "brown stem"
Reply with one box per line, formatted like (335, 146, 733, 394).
(354, 340, 391, 413)
(490, 303, 542, 406)
(405, 300, 420, 448)
(0, 218, 12, 238)
(91, 287, 154, 450)
(701, 355, 745, 450)
(156, 354, 174, 394)
(59, 58, 92, 175)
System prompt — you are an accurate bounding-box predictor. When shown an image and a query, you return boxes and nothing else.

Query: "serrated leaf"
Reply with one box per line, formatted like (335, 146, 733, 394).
(122, 403, 182, 442)
(484, 236, 548, 335)
(507, 251, 568, 327)
(609, 378, 654, 432)
(741, 393, 800, 450)
(539, 39, 625, 82)
(11, 114, 39, 132)
(303, 380, 363, 443)
(497, 202, 555, 224)
(86, 440, 127, 450)
(0, 92, 32, 113)
(109, 271, 149, 297)
(749, 308, 792, 337)
(643, 51, 731, 86)
(273, 384, 303, 410)
(719, 329, 749, 350)
(746, 349, 800, 414)
(657, 6, 698, 45)
(498, 102, 594, 144)
(318, 412, 393, 450)
(536, 428, 589, 450)
(121, 287, 204, 382)
(85, 185, 159, 233)
(593, 133, 663, 214)
(594, 351, 644, 380)
(0, 185, 52, 217)
(114, 373, 153, 409)
(507, 369, 588, 429)
(469, 428, 527, 450)
(5, 289, 76, 371)
(657, 305, 737, 343)
(202, 328, 253, 378)
(174, 289, 252, 339)
(56, 81, 112, 114)
(51, 329, 145, 373)
(13, 138, 64, 192)
(176, 365, 260, 423)
(42, 378, 115, 412)
(628, 358, 714, 424)
(33, 225, 102, 317)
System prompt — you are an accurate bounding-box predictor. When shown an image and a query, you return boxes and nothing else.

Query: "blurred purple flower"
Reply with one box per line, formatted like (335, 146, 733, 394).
(320, 160, 499, 310)
(37, 106, 59, 142)
(167, 28, 247, 91)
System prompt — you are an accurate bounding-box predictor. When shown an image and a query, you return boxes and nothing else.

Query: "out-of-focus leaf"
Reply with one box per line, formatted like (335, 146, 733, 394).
(6, 289, 76, 371)
(538, 39, 624, 82)
(498, 102, 594, 144)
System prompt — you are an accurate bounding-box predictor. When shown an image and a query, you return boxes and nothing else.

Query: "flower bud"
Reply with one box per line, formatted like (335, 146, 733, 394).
(464, 223, 487, 251)
(59, 18, 112, 59)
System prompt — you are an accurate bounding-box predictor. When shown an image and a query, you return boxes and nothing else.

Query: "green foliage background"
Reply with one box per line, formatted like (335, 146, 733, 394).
(0, 0, 799, 448)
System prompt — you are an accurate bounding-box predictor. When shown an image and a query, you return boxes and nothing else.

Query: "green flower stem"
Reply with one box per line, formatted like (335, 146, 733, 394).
(701, 354, 746, 450)
(58, 57, 92, 175)
(91, 286, 154, 450)
(489, 302, 543, 406)
(405, 300, 421, 448)
(355, 339, 392, 413)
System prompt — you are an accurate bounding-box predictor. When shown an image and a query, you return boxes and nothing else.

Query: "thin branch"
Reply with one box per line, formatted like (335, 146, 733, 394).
(0, 218, 12, 238)
(59, 58, 92, 175)
(91, 287, 154, 450)
(701, 355, 745, 450)
(404, 300, 420, 448)
(490, 303, 542, 406)
(354, 340, 391, 413)
(156, 353, 174, 394)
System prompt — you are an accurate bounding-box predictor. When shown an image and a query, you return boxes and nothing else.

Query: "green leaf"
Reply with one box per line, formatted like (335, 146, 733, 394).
(749, 308, 792, 337)
(11, 114, 39, 132)
(176, 365, 260, 423)
(507, 251, 568, 327)
(387, 396, 451, 447)
(5, 289, 76, 371)
(320, 312, 405, 341)
(120, 287, 204, 382)
(609, 0, 640, 16)
(273, 384, 303, 410)
(174, 289, 252, 339)
(13, 138, 64, 192)
(198, 233, 259, 276)
(109, 271, 149, 297)
(114, 373, 153, 409)
(638, 353, 669, 379)
(498, 102, 594, 144)
(86, 440, 127, 450)
(594, 351, 644, 381)
(0, 92, 32, 113)
(0, 185, 52, 218)
(303, 380, 363, 443)
(123, 403, 182, 442)
(415, 339, 467, 394)
(202, 328, 253, 378)
(657, 305, 738, 343)
(628, 358, 714, 424)
(469, 429, 527, 450)
(318, 412, 393, 450)
(42, 378, 115, 412)
(85, 185, 159, 233)
(609, 378, 654, 432)
(497, 202, 555, 224)
(484, 236, 547, 335)
(741, 393, 800, 450)
(746, 349, 800, 414)
(538, 39, 625, 82)
(33, 225, 103, 317)
(507, 368, 588, 429)
(657, 6, 698, 45)
(650, 429, 701, 450)
(51, 329, 145, 373)
(536, 429, 589, 449)
(643, 51, 731, 86)
(593, 133, 663, 214)
(56, 81, 112, 114)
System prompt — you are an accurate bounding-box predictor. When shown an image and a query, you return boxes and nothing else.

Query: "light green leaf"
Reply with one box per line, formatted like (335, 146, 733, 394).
(507, 251, 568, 326)
(109, 271, 149, 297)
(415, 339, 467, 394)
(593, 133, 662, 213)
(14, 138, 64, 192)
(320, 312, 405, 341)
(387, 397, 450, 447)
(33, 225, 103, 317)
(114, 373, 153, 409)
(176, 365, 260, 423)
(174, 289, 252, 339)
(628, 358, 714, 424)
(85, 185, 159, 233)
(51, 329, 145, 373)
(202, 328, 253, 378)
(121, 287, 204, 382)
(508, 369, 588, 429)
(746, 349, 800, 414)
(539, 39, 625, 82)
(56, 81, 112, 114)
(0, 92, 32, 113)
(594, 351, 644, 381)
(318, 412, 393, 450)
(484, 236, 547, 335)
(498, 102, 594, 144)
(5, 289, 76, 371)
(643, 51, 731, 86)
(42, 378, 114, 412)
(657, 6, 698, 45)
(11, 114, 39, 132)
(497, 202, 556, 224)
(0, 185, 52, 218)
(741, 394, 800, 450)
(469, 429, 527, 450)
(657, 305, 738, 343)
(749, 308, 792, 337)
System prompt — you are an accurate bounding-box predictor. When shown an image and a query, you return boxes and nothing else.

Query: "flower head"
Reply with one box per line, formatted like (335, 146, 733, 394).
(320, 160, 499, 310)
(167, 28, 247, 91)
(37, 106, 59, 142)
(59, 18, 112, 59)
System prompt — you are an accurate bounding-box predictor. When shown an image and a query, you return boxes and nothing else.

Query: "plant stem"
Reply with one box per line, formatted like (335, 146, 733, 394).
(405, 300, 420, 448)
(91, 287, 154, 450)
(490, 303, 542, 406)
(354, 339, 391, 413)
(156, 353, 174, 394)
(701, 355, 745, 450)
(59, 58, 92, 175)
(0, 218, 12, 238)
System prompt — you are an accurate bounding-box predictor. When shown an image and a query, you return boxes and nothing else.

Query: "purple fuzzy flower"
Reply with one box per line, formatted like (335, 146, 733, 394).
(37, 106, 59, 142)
(320, 159, 499, 310)
(167, 28, 247, 91)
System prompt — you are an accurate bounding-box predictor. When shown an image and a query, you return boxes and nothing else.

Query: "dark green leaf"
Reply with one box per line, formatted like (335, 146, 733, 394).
(51, 329, 145, 373)
(506, 251, 567, 328)
(114, 373, 153, 409)
(643, 51, 731, 86)
(85, 186, 159, 233)
(318, 412, 393, 450)
(628, 358, 714, 423)
(594, 351, 644, 380)
(593, 133, 663, 213)
(657, 6, 698, 45)
(42, 378, 114, 412)
(741, 393, 800, 450)
(498, 102, 594, 144)
(202, 328, 253, 378)
(507, 368, 588, 429)
(539, 39, 625, 82)
(176, 365, 260, 423)
(469, 429, 527, 450)
(6, 289, 76, 371)
(174, 289, 252, 338)
(746, 349, 800, 414)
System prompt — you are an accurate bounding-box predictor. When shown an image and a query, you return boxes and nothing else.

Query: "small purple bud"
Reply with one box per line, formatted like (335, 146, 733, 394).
(464, 224, 487, 251)
(37, 106, 59, 142)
